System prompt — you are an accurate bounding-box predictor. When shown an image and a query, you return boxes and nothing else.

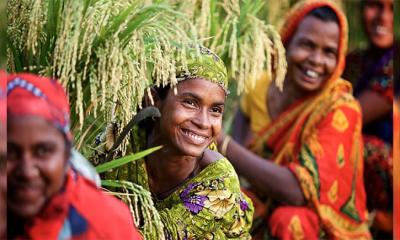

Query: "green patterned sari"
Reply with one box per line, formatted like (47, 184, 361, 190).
(131, 157, 254, 239)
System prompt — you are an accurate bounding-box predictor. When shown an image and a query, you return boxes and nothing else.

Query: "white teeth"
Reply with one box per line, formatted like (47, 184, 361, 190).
(376, 26, 388, 35)
(183, 130, 206, 141)
(305, 70, 318, 78)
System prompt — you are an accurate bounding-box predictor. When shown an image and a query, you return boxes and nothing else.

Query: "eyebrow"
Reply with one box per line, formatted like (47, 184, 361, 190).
(178, 92, 225, 106)
(298, 37, 338, 52)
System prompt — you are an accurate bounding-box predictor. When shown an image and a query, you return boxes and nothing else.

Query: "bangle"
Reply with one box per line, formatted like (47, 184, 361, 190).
(220, 135, 231, 156)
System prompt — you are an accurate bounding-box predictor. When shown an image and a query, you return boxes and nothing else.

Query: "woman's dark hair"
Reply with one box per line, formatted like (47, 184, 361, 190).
(153, 84, 171, 100)
(138, 84, 171, 137)
(307, 6, 339, 24)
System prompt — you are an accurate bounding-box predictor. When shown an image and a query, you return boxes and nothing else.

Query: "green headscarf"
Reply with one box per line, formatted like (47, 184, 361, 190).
(175, 45, 229, 94)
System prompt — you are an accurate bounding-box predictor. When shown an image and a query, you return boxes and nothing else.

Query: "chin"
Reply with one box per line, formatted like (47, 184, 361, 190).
(9, 204, 42, 219)
(372, 39, 393, 49)
(179, 144, 207, 157)
(296, 81, 322, 92)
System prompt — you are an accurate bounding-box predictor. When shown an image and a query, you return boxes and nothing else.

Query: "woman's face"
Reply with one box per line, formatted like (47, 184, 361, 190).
(156, 78, 225, 157)
(363, 0, 393, 49)
(286, 15, 339, 93)
(7, 117, 68, 219)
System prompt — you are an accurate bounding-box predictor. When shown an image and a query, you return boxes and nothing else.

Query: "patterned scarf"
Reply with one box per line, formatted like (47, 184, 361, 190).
(175, 45, 229, 94)
(7, 73, 72, 141)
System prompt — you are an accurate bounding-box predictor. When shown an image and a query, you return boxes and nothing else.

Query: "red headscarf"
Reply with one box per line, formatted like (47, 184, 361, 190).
(7, 73, 72, 141)
(280, 0, 348, 89)
(0, 71, 6, 126)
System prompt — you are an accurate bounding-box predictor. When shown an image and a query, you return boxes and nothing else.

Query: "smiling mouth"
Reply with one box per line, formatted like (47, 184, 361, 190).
(12, 183, 43, 201)
(374, 25, 391, 36)
(181, 128, 208, 145)
(299, 67, 321, 83)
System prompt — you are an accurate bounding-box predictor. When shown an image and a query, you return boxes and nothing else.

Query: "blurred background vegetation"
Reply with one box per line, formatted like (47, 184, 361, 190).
(0, 0, 6, 69)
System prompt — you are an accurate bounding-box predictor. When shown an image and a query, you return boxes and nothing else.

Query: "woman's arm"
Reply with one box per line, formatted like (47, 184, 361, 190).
(231, 109, 252, 145)
(358, 90, 392, 124)
(219, 136, 305, 206)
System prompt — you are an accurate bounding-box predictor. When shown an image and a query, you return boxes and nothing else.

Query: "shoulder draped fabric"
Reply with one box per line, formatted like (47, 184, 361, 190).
(11, 170, 141, 239)
(7, 73, 141, 239)
(130, 158, 254, 239)
(240, 0, 370, 239)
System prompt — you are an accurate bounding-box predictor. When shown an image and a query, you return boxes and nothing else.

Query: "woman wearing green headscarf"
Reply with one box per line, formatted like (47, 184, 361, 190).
(130, 45, 254, 239)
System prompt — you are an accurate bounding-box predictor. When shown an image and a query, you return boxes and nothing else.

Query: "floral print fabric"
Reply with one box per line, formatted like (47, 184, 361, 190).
(131, 158, 254, 239)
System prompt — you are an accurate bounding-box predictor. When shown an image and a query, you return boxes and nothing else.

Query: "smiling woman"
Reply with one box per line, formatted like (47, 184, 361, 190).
(219, 0, 371, 239)
(129, 45, 254, 239)
(6, 73, 142, 239)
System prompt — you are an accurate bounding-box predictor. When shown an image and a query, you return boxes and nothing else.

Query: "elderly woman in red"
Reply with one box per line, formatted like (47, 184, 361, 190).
(7, 73, 142, 239)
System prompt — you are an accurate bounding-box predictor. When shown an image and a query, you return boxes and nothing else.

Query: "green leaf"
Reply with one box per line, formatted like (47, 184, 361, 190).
(101, 179, 125, 188)
(101, 180, 144, 191)
(95, 145, 162, 173)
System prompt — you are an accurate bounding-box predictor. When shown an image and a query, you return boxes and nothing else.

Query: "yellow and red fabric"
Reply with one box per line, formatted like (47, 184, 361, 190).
(394, 99, 400, 240)
(15, 170, 142, 239)
(240, 0, 370, 239)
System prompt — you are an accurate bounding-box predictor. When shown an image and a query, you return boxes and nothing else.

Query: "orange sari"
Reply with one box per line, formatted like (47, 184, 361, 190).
(394, 99, 400, 239)
(241, 1, 370, 239)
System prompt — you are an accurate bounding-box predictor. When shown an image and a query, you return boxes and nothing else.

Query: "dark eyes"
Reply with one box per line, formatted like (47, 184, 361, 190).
(299, 41, 313, 49)
(7, 143, 56, 161)
(211, 106, 223, 114)
(182, 99, 197, 108)
(181, 98, 223, 115)
(324, 48, 336, 56)
(35, 144, 56, 158)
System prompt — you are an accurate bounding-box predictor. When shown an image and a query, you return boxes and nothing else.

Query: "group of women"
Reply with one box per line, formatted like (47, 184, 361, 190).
(5, 0, 395, 239)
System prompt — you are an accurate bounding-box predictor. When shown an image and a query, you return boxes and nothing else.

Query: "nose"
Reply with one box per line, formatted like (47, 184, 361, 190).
(17, 153, 40, 180)
(308, 50, 323, 66)
(192, 109, 211, 129)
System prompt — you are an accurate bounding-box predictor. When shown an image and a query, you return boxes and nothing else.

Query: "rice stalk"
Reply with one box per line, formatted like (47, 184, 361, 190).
(167, 0, 287, 93)
(8, 0, 197, 155)
(102, 180, 166, 239)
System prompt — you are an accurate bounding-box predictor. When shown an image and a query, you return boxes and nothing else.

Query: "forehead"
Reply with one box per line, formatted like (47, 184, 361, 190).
(292, 16, 340, 46)
(8, 116, 65, 144)
(168, 78, 226, 102)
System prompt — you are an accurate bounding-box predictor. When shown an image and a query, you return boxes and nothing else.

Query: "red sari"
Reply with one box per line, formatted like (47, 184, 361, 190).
(9, 170, 142, 239)
(394, 99, 400, 239)
(240, 1, 370, 239)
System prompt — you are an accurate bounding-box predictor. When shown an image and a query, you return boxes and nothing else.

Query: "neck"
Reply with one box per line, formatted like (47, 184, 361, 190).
(368, 44, 393, 57)
(145, 141, 201, 198)
(279, 77, 310, 109)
